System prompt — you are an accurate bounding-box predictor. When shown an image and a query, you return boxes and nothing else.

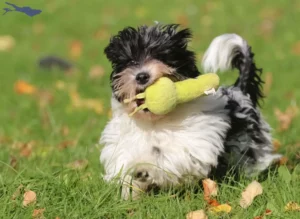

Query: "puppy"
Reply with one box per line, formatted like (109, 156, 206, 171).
(99, 24, 281, 199)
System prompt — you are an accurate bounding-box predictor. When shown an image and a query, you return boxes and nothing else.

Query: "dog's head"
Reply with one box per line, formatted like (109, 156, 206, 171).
(104, 24, 200, 120)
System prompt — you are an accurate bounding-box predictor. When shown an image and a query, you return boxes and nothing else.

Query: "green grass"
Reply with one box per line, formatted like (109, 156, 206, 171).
(1, 0, 300, 218)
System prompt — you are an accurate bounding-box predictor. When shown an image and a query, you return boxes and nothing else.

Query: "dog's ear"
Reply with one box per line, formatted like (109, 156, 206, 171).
(104, 27, 138, 64)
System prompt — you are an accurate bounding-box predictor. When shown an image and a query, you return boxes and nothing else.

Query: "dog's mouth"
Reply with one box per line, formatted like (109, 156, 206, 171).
(135, 89, 149, 112)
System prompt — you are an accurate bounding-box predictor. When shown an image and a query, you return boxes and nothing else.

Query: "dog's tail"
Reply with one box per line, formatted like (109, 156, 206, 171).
(202, 34, 264, 107)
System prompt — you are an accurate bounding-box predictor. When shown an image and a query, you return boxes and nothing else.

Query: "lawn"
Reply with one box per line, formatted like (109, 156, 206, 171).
(0, 0, 300, 218)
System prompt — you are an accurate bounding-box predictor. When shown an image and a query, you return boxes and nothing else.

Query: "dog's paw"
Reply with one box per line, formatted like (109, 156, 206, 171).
(134, 169, 150, 182)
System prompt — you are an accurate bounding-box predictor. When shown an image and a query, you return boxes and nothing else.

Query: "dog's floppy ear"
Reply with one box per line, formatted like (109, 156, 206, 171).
(104, 27, 138, 64)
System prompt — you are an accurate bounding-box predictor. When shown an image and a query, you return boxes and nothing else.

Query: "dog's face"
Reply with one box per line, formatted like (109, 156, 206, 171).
(104, 24, 200, 120)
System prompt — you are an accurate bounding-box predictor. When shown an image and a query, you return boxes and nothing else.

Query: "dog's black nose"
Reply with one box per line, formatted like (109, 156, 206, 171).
(136, 72, 150, 85)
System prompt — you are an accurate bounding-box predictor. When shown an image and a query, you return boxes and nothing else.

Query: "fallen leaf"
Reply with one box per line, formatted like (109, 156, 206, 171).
(32, 208, 45, 218)
(58, 140, 76, 150)
(285, 202, 300, 211)
(61, 126, 70, 136)
(186, 210, 208, 219)
(176, 14, 189, 27)
(37, 90, 54, 108)
(89, 65, 105, 79)
(69, 89, 104, 114)
(209, 204, 232, 213)
(273, 139, 281, 151)
(202, 178, 218, 201)
(258, 20, 274, 39)
(14, 80, 37, 95)
(208, 199, 220, 207)
(69, 40, 82, 59)
(0, 35, 15, 51)
(253, 209, 272, 219)
(19, 141, 35, 157)
(291, 41, 300, 56)
(66, 159, 88, 170)
(274, 105, 299, 131)
(278, 156, 288, 165)
(265, 209, 272, 215)
(263, 72, 273, 95)
(23, 190, 37, 206)
(10, 156, 17, 169)
(240, 181, 263, 208)
(11, 184, 24, 200)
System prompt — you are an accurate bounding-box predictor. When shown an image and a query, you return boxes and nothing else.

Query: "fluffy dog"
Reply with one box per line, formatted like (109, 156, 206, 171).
(99, 24, 281, 199)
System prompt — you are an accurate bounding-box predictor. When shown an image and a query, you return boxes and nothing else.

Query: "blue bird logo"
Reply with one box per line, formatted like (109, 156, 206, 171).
(3, 2, 42, 17)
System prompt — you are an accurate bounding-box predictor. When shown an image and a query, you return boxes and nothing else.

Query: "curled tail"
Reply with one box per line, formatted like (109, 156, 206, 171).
(202, 34, 264, 107)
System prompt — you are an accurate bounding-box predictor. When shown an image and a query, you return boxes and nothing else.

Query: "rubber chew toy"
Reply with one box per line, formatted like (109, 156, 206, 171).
(124, 73, 220, 116)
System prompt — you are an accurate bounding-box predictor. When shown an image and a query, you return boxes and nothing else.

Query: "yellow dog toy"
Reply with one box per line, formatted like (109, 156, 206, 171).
(124, 73, 220, 116)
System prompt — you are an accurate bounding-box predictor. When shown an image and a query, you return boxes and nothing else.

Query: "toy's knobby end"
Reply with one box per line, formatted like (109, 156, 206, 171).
(124, 93, 146, 104)
(129, 104, 147, 117)
(204, 88, 216, 95)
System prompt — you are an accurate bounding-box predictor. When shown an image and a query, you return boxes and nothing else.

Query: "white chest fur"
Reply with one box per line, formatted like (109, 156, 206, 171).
(100, 95, 230, 186)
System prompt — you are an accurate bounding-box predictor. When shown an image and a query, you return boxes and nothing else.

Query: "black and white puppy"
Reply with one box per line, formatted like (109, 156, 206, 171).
(100, 24, 281, 199)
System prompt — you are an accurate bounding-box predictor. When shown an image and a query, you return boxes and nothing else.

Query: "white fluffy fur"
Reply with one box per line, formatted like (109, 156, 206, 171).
(202, 34, 248, 73)
(100, 93, 230, 196)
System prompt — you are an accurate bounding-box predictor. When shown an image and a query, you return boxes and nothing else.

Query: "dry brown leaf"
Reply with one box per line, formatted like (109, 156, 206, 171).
(32, 208, 45, 218)
(274, 105, 299, 131)
(240, 181, 263, 208)
(176, 14, 189, 27)
(202, 178, 218, 201)
(69, 89, 104, 114)
(23, 190, 37, 206)
(258, 20, 274, 39)
(19, 141, 35, 157)
(70, 40, 82, 59)
(291, 41, 300, 56)
(10, 156, 17, 169)
(278, 156, 288, 165)
(265, 209, 272, 215)
(0, 35, 15, 51)
(253, 209, 272, 219)
(89, 65, 105, 79)
(66, 159, 88, 170)
(208, 199, 220, 207)
(11, 184, 24, 200)
(273, 139, 281, 152)
(58, 140, 76, 150)
(263, 72, 273, 95)
(61, 126, 70, 136)
(209, 204, 232, 214)
(14, 80, 37, 95)
(186, 210, 208, 219)
(37, 90, 54, 108)
(285, 202, 300, 211)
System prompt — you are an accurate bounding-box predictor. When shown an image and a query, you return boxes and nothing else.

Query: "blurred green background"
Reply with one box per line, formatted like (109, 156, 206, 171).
(0, 0, 299, 218)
